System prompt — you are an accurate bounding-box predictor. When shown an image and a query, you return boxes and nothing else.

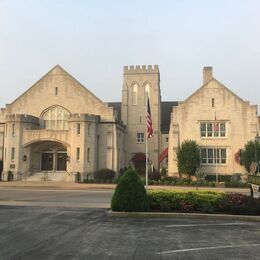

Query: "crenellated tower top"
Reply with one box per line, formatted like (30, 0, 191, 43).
(123, 65, 159, 74)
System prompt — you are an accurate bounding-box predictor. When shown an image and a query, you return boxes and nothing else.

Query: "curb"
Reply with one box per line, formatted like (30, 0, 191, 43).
(107, 210, 260, 222)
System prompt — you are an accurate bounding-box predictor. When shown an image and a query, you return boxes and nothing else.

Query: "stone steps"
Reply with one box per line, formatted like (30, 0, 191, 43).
(26, 172, 67, 182)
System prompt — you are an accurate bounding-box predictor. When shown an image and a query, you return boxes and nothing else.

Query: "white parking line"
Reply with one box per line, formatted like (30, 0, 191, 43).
(158, 244, 260, 255)
(165, 222, 253, 228)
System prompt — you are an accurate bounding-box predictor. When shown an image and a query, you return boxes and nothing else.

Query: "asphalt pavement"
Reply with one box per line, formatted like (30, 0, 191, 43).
(0, 206, 260, 259)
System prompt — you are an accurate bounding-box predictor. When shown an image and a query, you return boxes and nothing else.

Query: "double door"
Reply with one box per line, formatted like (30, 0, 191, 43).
(41, 152, 67, 171)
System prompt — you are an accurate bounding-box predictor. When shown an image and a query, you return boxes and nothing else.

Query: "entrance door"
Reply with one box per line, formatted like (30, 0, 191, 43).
(41, 153, 53, 171)
(57, 153, 67, 171)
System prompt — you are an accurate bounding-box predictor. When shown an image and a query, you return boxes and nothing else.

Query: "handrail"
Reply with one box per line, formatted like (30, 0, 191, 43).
(65, 170, 71, 176)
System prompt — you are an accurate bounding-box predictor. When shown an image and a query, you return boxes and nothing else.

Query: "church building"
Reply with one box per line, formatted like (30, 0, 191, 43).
(0, 65, 259, 181)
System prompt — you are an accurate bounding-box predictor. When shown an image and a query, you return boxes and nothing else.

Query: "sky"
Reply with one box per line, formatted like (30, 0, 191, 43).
(0, 0, 260, 109)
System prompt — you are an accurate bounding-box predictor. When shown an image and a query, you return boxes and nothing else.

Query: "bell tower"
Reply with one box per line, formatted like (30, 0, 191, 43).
(121, 65, 161, 172)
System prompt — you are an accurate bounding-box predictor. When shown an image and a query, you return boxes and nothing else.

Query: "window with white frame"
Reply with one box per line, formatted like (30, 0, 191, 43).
(200, 148, 226, 164)
(200, 122, 226, 137)
(137, 133, 144, 143)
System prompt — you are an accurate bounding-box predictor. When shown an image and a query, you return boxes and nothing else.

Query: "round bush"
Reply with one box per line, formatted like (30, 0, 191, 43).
(111, 169, 149, 212)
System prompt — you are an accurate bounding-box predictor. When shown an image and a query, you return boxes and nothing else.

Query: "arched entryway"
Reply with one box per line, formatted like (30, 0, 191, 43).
(28, 141, 69, 173)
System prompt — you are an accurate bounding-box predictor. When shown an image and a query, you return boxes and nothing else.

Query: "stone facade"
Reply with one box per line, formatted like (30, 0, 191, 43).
(168, 67, 259, 176)
(0, 65, 125, 181)
(121, 65, 161, 172)
(0, 65, 259, 181)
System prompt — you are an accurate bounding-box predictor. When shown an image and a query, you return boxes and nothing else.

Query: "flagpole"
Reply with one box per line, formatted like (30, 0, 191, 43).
(145, 92, 148, 191)
(214, 111, 218, 184)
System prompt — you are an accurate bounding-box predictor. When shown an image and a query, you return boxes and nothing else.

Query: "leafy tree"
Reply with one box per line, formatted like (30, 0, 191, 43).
(177, 140, 200, 178)
(241, 140, 260, 172)
(111, 168, 149, 212)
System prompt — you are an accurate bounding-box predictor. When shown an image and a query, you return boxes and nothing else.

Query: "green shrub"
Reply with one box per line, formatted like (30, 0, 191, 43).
(111, 169, 149, 212)
(160, 168, 167, 179)
(224, 181, 249, 188)
(148, 171, 161, 181)
(219, 193, 260, 215)
(148, 190, 260, 215)
(177, 140, 200, 178)
(205, 175, 232, 182)
(95, 168, 116, 180)
(148, 190, 224, 212)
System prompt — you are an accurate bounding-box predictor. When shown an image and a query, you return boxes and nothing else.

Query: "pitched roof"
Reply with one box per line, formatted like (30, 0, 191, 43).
(108, 102, 121, 122)
(184, 78, 244, 103)
(161, 101, 178, 133)
(11, 65, 105, 106)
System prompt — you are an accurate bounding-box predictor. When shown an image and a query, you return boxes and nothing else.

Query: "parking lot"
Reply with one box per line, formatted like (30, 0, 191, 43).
(0, 205, 260, 259)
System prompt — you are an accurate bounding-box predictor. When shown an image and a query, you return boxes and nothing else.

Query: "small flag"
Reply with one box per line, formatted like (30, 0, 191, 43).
(147, 96, 153, 138)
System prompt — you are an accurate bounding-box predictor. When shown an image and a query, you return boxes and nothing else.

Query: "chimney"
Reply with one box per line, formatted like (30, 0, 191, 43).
(203, 66, 213, 84)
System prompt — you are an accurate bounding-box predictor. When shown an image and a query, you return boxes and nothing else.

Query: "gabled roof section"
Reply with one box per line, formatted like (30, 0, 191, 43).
(184, 77, 244, 103)
(161, 101, 178, 133)
(108, 102, 121, 122)
(11, 64, 105, 105)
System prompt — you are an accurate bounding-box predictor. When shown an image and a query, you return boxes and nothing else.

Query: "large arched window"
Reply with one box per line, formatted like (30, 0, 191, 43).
(132, 84, 138, 105)
(42, 106, 70, 130)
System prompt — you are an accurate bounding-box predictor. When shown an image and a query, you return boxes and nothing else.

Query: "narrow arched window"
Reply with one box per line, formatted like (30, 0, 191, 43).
(144, 83, 151, 105)
(42, 106, 70, 130)
(132, 84, 138, 105)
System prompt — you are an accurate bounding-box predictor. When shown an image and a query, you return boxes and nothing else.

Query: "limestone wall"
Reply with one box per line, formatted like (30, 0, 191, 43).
(168, 69, 259, 176)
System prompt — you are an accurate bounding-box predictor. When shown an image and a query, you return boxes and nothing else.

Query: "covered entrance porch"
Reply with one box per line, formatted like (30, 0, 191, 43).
(25, 140, 70, 181)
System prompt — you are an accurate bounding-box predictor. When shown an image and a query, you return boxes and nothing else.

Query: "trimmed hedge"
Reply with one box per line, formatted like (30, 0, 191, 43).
(94, 168, 116, 180)
(111, 169, 149, 212)
(205, 175, 232, 182)
(148, 190, 223, 213)
(148, 190, 260, 215)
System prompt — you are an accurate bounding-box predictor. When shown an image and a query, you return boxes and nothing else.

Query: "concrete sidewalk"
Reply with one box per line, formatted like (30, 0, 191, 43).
(0, 181, 250, 193)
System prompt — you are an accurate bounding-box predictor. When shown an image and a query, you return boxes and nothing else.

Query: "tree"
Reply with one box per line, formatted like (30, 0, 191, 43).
(177, 140, 200, 178)
(241, 140, 260, 172)
(111, 168, 149, 212)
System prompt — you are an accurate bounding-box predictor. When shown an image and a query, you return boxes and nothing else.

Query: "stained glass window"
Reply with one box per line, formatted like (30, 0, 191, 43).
(42, 106, 70, 130)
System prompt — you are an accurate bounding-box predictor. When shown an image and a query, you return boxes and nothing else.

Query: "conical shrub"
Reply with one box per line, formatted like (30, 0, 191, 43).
(111, 168, 149, 212)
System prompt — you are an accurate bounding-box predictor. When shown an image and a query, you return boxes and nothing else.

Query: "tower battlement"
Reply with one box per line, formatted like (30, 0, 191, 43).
(124, 65, 159, 74)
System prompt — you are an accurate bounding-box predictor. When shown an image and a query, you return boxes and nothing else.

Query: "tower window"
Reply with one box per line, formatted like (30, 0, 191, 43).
(87, 148, 90, 162)
(76, 147, 80, 161)
(55, 87, 58, 96)
(144, 84, 151, 105)
(11, 147, 15, 161)
(212, 98, 215, 108)
(12, 124, 15, 137)
(132, 84, 138, 105)
(77, 123, 80, 135)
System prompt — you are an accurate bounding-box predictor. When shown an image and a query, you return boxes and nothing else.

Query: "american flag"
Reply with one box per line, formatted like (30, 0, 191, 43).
(147, 96, 153, 138)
